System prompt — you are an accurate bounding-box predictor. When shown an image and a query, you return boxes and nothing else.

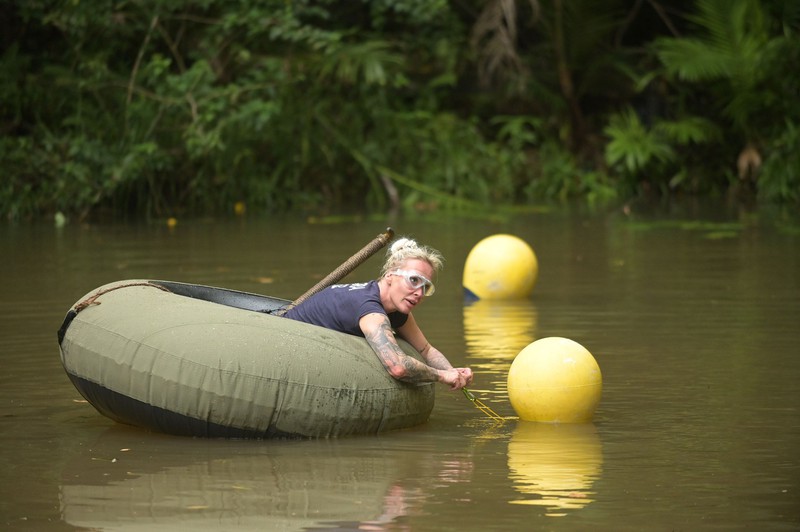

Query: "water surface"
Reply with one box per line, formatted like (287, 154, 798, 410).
(2, 207, 798, 530)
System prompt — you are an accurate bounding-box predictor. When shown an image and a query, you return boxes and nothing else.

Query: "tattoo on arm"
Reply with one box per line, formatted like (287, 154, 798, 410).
(365, 316, 439, 384)
(422, 346, 454, 371)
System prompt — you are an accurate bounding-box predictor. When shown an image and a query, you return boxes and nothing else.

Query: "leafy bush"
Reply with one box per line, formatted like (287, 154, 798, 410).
(760, 120, 800, 203)
(2, 0, 798, 221)
(604, 107, 721, 194)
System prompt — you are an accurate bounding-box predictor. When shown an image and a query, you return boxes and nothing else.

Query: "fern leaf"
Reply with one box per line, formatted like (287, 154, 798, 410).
(655, 117, 721, 145)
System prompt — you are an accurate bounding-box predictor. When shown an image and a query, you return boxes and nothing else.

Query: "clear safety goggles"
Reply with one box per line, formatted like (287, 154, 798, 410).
(391, 269, 436, 296)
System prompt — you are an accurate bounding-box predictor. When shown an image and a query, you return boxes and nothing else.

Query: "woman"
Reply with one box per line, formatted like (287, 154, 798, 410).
(285, 237, 473, 390)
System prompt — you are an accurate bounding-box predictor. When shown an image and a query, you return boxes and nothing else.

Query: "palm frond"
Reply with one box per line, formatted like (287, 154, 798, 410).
(654, 37, 734, 81)
(655, 116, 721, 144)
(316, 40, 405, 87)
(604, 107, 675, 173)
(656, 0, 770, 83)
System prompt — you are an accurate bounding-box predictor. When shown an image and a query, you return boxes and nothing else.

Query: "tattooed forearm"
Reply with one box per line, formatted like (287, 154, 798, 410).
(422, 346, 453, 371)
(365, 316, 440, 383)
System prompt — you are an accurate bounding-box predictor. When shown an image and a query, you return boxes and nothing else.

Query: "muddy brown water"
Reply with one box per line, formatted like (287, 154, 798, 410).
(2, 206, 798, 530)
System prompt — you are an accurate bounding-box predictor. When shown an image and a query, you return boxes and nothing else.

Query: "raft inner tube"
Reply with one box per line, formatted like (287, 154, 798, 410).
(57, 280, 435, 438)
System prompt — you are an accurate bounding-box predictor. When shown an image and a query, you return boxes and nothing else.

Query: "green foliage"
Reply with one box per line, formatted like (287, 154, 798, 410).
(653, 0, 784, 135)
(1, 0, 798, 221)
(364, 0, 450, 28)
(646, 0, 799, 200)
(760, 120, 800, 203)
(604, 107, 721, 194)
(492, 115, 543, 151)
(315, 40, 406, 88)
(2, 0, 499, 220)
(605, 108, 676, 176)
(655, 0, 769, 81)
(522, 142, 616, 204)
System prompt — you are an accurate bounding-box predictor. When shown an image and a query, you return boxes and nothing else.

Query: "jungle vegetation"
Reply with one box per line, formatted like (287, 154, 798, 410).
(1, 0, 798, 221)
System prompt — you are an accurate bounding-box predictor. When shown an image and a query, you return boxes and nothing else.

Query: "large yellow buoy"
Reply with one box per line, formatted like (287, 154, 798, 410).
(507, 337, 602, 423)
(463, 234, 538, 300)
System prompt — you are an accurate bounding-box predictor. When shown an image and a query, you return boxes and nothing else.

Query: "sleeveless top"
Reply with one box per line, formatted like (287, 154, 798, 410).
(284, 280, 408, 337)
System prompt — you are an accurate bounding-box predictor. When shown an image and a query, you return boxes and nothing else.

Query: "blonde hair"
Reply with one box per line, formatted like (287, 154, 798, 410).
(380, 237, 444, 277)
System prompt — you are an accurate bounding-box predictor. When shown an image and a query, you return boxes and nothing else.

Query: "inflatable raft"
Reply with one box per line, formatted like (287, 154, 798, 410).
(57, 280, 435, 438)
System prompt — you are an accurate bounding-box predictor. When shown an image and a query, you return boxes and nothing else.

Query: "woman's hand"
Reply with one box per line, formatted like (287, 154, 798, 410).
(440, 368, 470, 390)
(456, 367, 474, 387)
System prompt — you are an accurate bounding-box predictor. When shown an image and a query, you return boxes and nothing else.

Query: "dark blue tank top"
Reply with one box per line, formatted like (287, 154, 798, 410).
(284, 280, 408, 336)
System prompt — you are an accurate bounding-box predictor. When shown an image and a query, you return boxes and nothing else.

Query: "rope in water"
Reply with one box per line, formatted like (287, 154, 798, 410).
(462, 387, 504, 421)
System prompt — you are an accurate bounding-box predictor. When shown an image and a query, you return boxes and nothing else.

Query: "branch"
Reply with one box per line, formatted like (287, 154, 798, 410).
(127, 14, 160, 111)
(646, 0, 682, 38)
(615, 0, 644, 47)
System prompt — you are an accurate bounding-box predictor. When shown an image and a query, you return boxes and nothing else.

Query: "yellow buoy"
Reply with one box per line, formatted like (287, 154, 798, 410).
(463, 234, 538, 300)
(507, 337, 602, 423)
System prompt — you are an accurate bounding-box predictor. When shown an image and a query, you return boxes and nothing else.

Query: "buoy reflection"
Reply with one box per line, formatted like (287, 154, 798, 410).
(463, 300, 538, 366)
(507, 422, 602, 516)
(463, 299, 538, 399)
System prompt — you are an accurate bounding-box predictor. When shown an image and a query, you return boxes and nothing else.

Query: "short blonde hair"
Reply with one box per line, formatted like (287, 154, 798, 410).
(380, 237, 444, 277)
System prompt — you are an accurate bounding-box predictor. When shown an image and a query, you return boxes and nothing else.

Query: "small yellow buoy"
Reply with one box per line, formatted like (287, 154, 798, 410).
(507, 337, 602, 423)
(463, 234, 538, 300)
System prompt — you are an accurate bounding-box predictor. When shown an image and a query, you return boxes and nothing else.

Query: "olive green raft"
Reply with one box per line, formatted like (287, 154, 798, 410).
(57, 280, 435, 438)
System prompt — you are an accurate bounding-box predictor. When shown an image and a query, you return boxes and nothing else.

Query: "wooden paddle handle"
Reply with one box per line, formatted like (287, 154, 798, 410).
(276, 227, 395, 316)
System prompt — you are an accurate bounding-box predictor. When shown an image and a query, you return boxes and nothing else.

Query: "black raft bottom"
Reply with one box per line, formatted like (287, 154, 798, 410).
(67, 373, 299, 440)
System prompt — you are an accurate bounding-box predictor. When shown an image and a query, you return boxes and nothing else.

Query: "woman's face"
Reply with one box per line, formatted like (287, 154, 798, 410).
(383, 258, 435, 314)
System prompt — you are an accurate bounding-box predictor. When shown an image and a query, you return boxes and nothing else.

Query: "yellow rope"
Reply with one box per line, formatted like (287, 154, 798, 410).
(462, 388, 504, 421)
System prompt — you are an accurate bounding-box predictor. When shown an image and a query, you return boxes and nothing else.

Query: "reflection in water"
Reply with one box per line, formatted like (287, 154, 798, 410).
(507, 422, 602, 517)
(7, 213, 796, 530)
(462, 299, 538, 397)
(59, 427, 478, 531)
(306, 483, 421, 532)
(311, 448, 476, 531)
(59, 428, 406, 530)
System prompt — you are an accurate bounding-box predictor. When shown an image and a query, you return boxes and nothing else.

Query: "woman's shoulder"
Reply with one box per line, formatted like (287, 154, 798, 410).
(329, 280, 378, 296)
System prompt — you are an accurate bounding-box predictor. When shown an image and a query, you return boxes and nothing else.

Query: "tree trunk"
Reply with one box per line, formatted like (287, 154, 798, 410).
(553, 0, 586, 151)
